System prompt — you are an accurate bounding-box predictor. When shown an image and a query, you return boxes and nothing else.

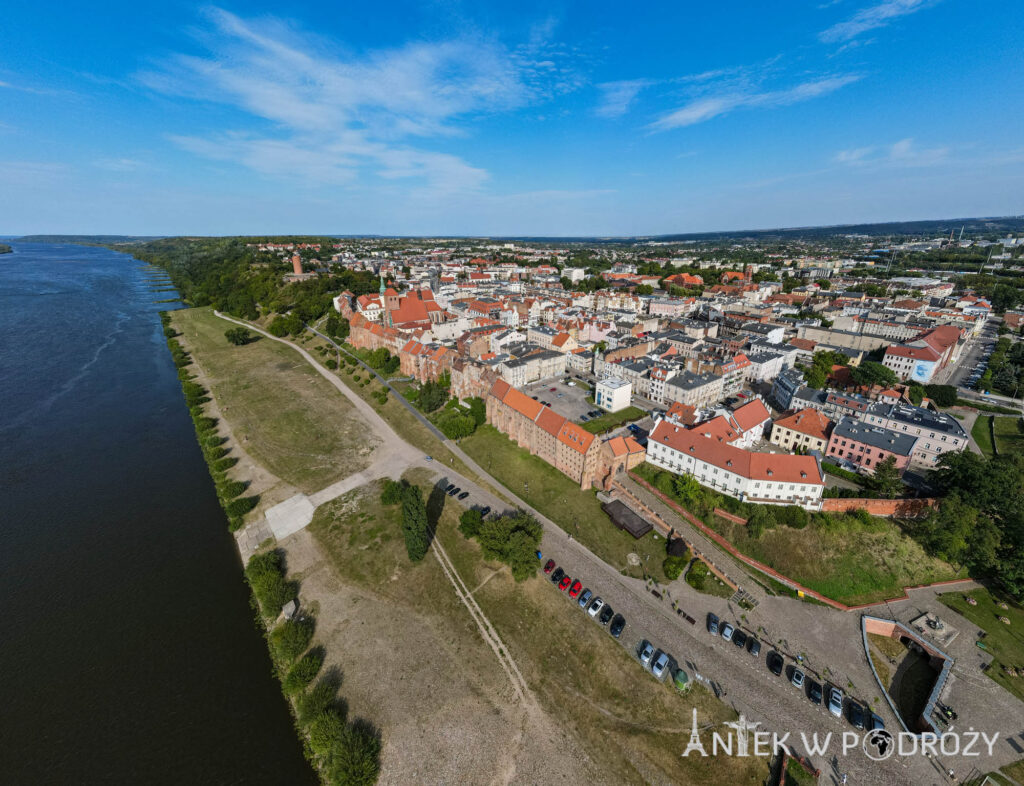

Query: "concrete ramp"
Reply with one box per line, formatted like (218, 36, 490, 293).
(264, 493, 317, 539)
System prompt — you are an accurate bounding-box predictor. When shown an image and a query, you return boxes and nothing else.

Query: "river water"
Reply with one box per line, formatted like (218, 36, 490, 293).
(0, 242, 315, 784)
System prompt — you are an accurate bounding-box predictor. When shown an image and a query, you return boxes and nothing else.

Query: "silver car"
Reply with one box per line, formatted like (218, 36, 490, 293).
(587, 597, 604, 618)
(651, 651, 670, 680)
(791, 668, 805, 689)
(720, 622, 735, 642)
(639, 640, 655, 666)
(827, 686, 843, 718)
(578, 588, 593, 609)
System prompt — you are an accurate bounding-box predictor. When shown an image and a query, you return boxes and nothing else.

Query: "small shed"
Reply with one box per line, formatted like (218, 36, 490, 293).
(601, 500, 653, 539)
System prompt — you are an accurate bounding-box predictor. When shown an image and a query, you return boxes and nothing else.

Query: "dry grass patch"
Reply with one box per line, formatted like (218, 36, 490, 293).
(172, 307, 377, 493)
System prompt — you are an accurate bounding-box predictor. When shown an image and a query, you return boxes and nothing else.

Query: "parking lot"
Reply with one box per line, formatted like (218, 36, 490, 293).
(521, 376, 598, 423)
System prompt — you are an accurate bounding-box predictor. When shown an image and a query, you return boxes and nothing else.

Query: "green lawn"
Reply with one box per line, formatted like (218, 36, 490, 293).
(784, 756, 818, 786)
(993, 416, 1024, 456)
(972, 415, 996, 458)
(172, 307, 376, 493)
(940, 588, 1024, 703)
(580, 405, 647, 434)
(459, 425, 670, 579)
(635, 464, 958, 606)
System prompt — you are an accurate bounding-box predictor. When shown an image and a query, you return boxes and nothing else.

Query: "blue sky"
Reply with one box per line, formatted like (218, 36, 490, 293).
(1, 1, 1022, 236)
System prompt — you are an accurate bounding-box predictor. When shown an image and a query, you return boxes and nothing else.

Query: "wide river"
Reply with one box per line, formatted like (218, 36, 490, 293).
(0, 242, 315, 784)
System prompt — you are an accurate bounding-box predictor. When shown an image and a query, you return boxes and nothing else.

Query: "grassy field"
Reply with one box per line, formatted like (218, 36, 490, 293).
(460, 426, 671, 579)
(972, 415, 996, 458)
(940, 588, 1024, 703)
(994, 416, 1024, 455)
(172, 307, 376, 493)
(308, 472, 767, 785)
(784, 757, 818, 786)
(581, 405, 647, 434)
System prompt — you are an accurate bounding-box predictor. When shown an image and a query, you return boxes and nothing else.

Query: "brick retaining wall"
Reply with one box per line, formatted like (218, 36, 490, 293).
(821, 497, 938, 517)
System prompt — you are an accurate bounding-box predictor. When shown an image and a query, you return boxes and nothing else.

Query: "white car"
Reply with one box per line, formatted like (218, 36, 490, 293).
(639, 640, 655, 666)
(587, 597, 604, 618)
(651, 651, 670, 680)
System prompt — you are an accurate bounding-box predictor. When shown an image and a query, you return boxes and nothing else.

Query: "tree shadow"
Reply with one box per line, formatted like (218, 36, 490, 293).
(425, 481, 448, 550)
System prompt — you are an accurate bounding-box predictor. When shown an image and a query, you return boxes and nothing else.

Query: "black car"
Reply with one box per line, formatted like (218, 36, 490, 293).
(732, 630, 748, 649)
(448, 487, 460, 496)
(807, 680, 823, 705)
(609, 614, 626, 638)
(598, 604, 614, 626)
(551, 567, 565, 584)
(479, 506, 491, 517)
(531, 395, 539, 400)
(747, 637, 762, 657)
(848, 701, 866, 730)
(444, 483, 455, 492)
(767, 651, 784, 676)
(458, 491, 469, 500)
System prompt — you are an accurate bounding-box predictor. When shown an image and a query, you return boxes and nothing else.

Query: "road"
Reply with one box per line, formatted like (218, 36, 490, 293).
(219, 312, 1019, 785)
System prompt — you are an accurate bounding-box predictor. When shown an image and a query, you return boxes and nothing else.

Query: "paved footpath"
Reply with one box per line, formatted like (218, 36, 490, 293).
(215, 312, 1022, 785)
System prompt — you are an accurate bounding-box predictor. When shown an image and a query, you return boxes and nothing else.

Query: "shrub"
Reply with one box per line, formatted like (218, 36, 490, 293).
(219, 480, 247, 499)
(225, 495, 259, 517)
(297, 674, 342, 726)
(204, 445, 228, 461)
(325, 358, 338, 370)
(458, 509, 484, 539)
(686, 560, 710, 591)
(323, 721, 381, 786)
(777, 505, 809, 529)
(400, 484, 430, 562)
(212, 457, 238, 472)
(663, 555, 688, 581)
(308, 709, 347, 759)
(245, 551, 297, 618)
(380, 479, 404, 505)
(283, 648, 325, 694)
(269, 618, 315, 665)
(193, 416, 218, 433)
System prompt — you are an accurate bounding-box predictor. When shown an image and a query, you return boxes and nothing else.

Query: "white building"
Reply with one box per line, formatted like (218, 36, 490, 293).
(595, 377, 632, 413)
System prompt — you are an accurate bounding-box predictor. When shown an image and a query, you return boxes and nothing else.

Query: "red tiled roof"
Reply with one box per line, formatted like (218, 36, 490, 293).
(774, 408, 832, 441)
(557, 421, 595, 454)
(731, 399, 771, 432)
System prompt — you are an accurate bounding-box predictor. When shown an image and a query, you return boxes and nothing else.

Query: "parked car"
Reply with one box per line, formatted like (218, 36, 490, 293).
(587, 597, 604, 617)
(531, 395, 538, 400)
(543, 559, 556, 574)
(706, 613, 720, 635)
(767, 651, 784, 675)
(578, 589, 592, 608)
(558, 574, 571, 592)
(639, 640, 655, 666)
(827, 686, 843, 718)
(598, 604, 614, 626)
(807, 680, 823, 705)
(848, 701, 866, 730)
(868, 713, 885, 731)
(580, 415, 589, 422)
(569, 580, 582, 598)
(791, 668, 805, 689)
(720, 622, 735, 642)
(551, 567, 565, 584)
(549, 387, 557, 392)
(479, 506, 491, 517)
(732, 630, 748, 649)
(444, 483, 455, 492)
(609, 614, 626, 638)
(747, 637, 762, 657)
(543, 401, 551, 407)
(448, 487, 460, 497)
(458, 491, 469, 500)
(651, 651, 670, 680)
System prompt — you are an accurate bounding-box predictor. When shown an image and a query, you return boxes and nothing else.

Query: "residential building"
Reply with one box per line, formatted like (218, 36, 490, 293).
(862, 403, 968, 469)
(595, 377, 632, 413)
(770, 408, 833, 453)
(825, 417, 916, 475)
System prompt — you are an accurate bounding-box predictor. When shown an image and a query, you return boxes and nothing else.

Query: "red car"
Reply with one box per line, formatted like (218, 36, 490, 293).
(550, 387, 556, 392)
(558, 575, 572, 592)
(568, 580, 582, 598)
(544, 559, 556, 574)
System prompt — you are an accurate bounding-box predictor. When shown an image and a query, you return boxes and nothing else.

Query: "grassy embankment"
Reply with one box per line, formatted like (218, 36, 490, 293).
(171, 307, 376, 496)
(941, 588, 1024, 703)
(972, 415, 1024, 458)
(634, 463, 957, 606)
(309, 471, 767, 785)
(580, 405, 647, 434)
(459, 425, 671, 580)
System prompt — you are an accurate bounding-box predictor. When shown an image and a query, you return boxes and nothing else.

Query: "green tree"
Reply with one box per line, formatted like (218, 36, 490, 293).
(849, 361, 898, 388)
(475, 511, 543, 581)
(283, 648, 324, 693)
(400, 483, 430, 562)
(867, 456, 904, 498)
(269, 618, 315, 665)
(923, 384, 957, 407)
(324, 721, 382, 786)
(458, 508, 484, 538)
(225, 327, 251, 345)
(417, 381, 449, 413)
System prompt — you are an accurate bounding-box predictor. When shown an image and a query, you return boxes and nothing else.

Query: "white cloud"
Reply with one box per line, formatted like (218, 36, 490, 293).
(820, 0, 938, 43)
(140, 8, 563, 193)
(649, 74, 860, 131)
(834, 138, 950, 166)
(594, 79, 652, 118)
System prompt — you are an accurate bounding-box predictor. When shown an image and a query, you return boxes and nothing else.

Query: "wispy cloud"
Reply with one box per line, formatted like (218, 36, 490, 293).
(820, 0, 938, 43)
(93, 157, 151, 172)
(594, 79, 652, 118)
(834, 137, 950, 166)
(649, 74, 860, 131)
(140, 8, 568, 193)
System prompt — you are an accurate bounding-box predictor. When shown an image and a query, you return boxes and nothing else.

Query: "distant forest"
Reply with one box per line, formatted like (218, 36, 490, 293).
(0, 244, 11, 254)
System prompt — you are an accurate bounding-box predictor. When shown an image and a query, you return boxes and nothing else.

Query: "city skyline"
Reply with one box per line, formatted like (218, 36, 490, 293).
(2, 0, 1022, 235)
